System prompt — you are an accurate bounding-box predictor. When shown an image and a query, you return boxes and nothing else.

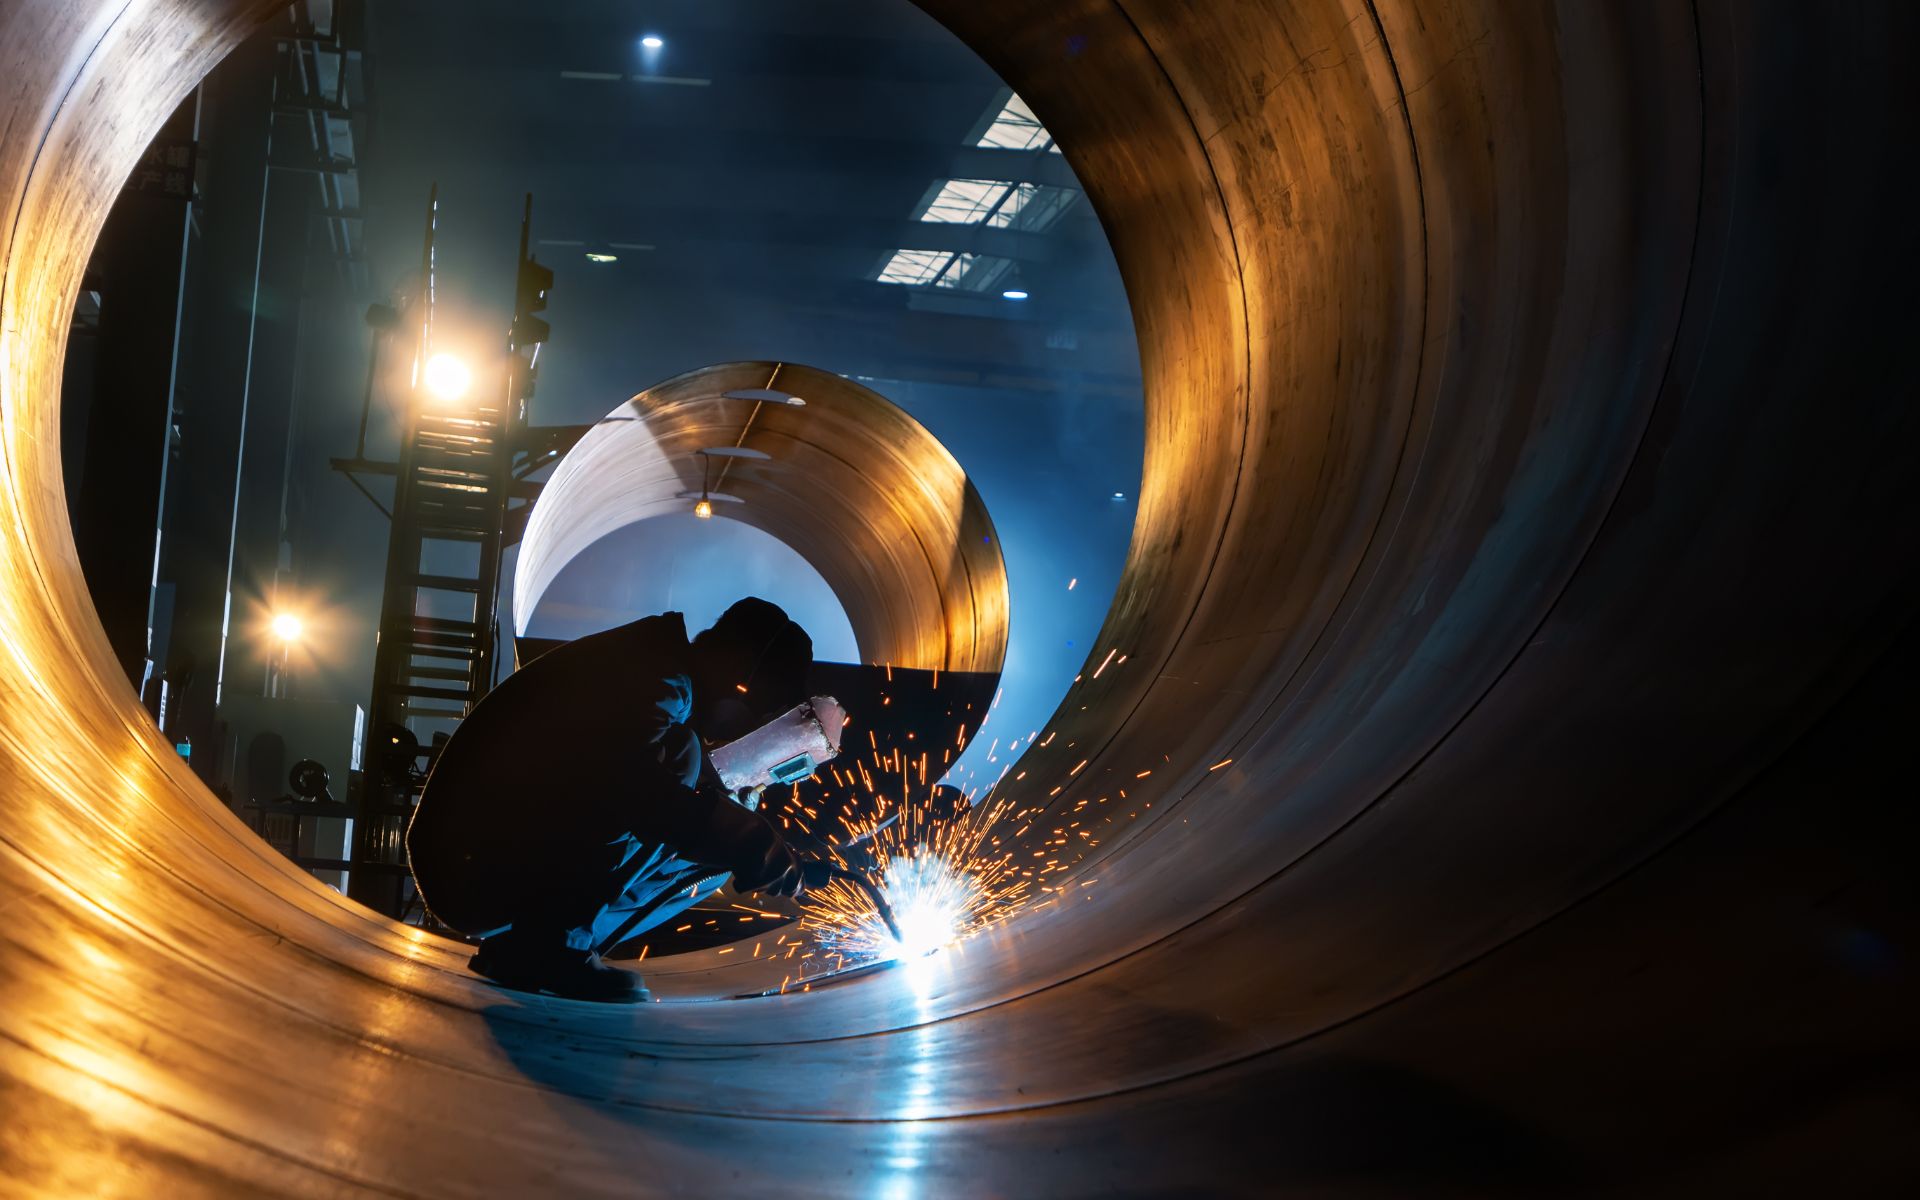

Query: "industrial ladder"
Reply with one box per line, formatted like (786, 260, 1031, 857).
(339, 191, 560, 918)
(347, 396, 514, 914)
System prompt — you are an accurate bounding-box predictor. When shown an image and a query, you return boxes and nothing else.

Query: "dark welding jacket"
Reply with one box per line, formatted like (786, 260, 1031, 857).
(405, 612, 791, 894)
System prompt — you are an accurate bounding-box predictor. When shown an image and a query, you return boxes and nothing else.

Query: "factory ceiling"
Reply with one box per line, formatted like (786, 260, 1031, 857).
(355, 0, 1141, 412)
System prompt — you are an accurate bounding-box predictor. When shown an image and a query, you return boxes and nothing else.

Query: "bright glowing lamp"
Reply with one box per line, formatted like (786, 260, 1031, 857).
(422, 352, 471, 400)
(693, 497, 714, 519)
(269, 613, 304, 643)
(641, 34, 664, 48)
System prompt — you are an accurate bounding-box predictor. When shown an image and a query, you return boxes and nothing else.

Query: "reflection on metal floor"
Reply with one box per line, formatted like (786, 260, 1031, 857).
(2, 0, 1916, 1194)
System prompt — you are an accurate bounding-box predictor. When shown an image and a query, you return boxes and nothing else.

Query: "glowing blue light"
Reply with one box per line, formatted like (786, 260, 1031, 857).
(1001, 288, 1030, 300)
(876, 854, 971, 962)
(893, 901, 955, 960)
(640, 34, 664, 48)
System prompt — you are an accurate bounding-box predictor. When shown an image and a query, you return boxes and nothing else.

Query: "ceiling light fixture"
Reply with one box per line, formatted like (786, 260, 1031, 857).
(421, 352, 471, 401)
(585, 252, 618, 263)
(693, 450, 715, 518)
(1000, 264, 1031, 302)
(720, 388, 805, 406)
(640, 34, 664, 48)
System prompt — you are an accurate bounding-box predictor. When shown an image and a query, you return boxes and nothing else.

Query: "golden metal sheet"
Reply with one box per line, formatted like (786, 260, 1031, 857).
(515, 362, 1008, 675)
(0, 0, 1913, 1192)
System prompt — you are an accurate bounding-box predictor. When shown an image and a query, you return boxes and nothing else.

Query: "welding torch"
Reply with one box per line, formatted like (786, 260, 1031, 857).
(801, 859, 904, 944)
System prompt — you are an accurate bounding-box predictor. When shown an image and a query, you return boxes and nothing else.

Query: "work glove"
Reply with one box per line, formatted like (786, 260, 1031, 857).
(799, 859, 838, 891)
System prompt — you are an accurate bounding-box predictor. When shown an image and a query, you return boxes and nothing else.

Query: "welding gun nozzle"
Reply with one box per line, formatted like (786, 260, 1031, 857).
(811, 861, 906, 944)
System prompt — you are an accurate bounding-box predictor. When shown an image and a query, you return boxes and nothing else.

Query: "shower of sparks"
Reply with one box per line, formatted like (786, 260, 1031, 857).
(835, 854, 975, 962)
(766, 648, 1241, 981)
(790, 755, 1042, 971)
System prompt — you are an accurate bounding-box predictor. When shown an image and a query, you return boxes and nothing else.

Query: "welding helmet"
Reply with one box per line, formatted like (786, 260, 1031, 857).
(691, 597, 813, 736)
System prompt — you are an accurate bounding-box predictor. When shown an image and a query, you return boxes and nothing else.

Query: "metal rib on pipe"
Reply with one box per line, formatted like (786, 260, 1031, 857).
(0, 0, 1914, 1193)
(512, 362, 1008, 676)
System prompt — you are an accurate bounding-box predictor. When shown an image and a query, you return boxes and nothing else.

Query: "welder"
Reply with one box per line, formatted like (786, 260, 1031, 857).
(406, 597, 815, 1003)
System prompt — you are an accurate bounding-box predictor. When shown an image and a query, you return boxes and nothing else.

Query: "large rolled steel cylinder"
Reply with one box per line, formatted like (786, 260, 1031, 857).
(1, 0, 1913, 1193)
(512, 361, 1008, 677)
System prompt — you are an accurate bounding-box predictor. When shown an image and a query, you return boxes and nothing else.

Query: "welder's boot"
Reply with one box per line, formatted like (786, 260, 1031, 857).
(470, 932, 650, 1003)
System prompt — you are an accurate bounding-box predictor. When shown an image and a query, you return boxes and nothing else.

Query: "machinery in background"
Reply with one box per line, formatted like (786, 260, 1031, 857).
(221, 695, 364, 890)
(242, 757, 354, 892)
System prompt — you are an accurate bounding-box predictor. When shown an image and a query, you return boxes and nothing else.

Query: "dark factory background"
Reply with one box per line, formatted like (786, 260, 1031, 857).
(58, 0, 1141, 901)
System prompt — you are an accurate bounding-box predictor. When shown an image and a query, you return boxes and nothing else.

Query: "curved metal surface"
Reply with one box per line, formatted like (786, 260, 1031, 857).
(2, 0, 1915, 1193)
(513, 362, 1009, 675)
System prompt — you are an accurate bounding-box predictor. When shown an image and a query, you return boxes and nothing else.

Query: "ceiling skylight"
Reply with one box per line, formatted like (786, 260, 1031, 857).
(976, 93, 1052, 152)
(987, 182, 1077, 231)
(918, 178, 1016, 224)
(869, 92, 1078, 291)
(935, 252, 1015, 293)
(876, 248, 954, 285)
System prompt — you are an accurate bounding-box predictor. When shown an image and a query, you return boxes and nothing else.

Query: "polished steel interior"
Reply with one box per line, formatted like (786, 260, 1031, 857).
(1, 1, 1913, 1192)
(513, 361, 1008, 675)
